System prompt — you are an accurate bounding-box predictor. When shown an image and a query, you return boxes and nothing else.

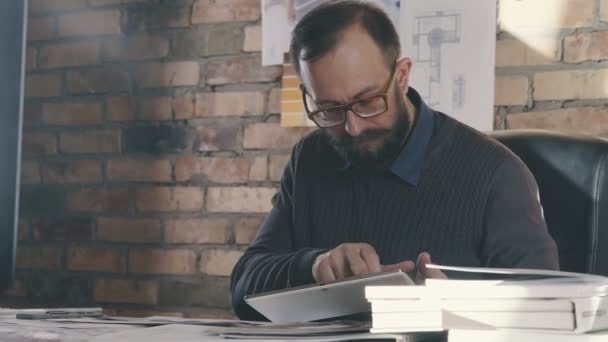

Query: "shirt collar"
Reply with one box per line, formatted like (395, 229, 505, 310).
(388, 87, 435, 186)
(337, 87, 437, 186)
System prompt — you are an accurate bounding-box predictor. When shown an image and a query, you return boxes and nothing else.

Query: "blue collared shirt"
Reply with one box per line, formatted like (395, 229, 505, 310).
(340, 87, 444, 186)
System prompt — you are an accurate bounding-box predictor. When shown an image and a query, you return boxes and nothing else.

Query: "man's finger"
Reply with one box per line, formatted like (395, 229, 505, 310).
(344, 248, 369, 276)
(318, 258, 337, 283)
(415, 252, 447, 284)
(328, 251, 347, 280)
(359, 245, 381, 273)
(381, 260, 415, 273)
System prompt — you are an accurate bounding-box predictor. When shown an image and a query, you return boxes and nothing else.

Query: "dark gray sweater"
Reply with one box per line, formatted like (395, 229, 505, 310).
(230, 113, 559, 321)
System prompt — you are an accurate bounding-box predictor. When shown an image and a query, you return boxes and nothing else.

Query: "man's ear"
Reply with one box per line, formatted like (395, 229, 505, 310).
(396, 57, 413, 92)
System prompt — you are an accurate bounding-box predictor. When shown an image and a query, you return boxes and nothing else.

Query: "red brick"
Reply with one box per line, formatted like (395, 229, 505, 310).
(134, 62, 200, 88)
(191, 0, 260, 24)
(94, 279, 159, 305)
(59, 129, 121, 154)
(534, 69, 608, 101)
(201, 158, 249, 183)
(130, 2, 191, 28)
(172, 95, 195, 120)
(26, 48, 37, 71)
(235, 217, 262, 244)
(269, 154, 289, 181)
(33, 217, 93, 241)
(66, 66, 130, 94)
(172, 27, 243, 57)
(97, 217, 162, 243)
(243, 25, 261, 52)
(39, 42, 100, 69)
(68, 247, 125, 273)
(200, 249, 243, 276)
(20, 161, 41, 184)
(249, 156, 267, 181)
(129, 249, 197, 275)
(16, 246, 62, 270)
(205, 56, 281, 85)
(22, 133, 58, 156)
(27, 16, 56, 41)
(207, 187, 274, 213)
(507, 107, 608, 137)
(496, 37, 559, 67)
(58, 10, 121, 37)
(107, 159, 172, 182)
(175, 157, 198, 182)
(174, 157, 249, 183)
(165, 218, 229, 244)
(564, 31, 608, 63)
(195, 126, 240, 151)
(495, 76, 529, 106)
(42, 102, 103, 125)
(138, 97, 172, 121)
(136, 186, 204, 212)
(107, 96, 135, 121)
(67, 188, 131, 213)
(244, 123, 314, 149)
(102, 36, 170, 61)
(268, 87, 281, 114)
(195, 92, 265, 117)
(25, 74, 62, 98)
(42, 160, 102, 184)
(29, 0, 87, 12)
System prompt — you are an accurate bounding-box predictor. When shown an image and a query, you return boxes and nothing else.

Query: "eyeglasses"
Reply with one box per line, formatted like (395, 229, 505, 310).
(300, 64, 398, 128)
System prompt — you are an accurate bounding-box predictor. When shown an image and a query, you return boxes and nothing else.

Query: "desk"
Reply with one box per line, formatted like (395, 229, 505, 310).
(0, 309, 442, 341)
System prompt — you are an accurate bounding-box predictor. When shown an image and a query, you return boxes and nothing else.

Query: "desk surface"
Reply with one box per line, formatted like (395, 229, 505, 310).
(0, 309, 437, 341)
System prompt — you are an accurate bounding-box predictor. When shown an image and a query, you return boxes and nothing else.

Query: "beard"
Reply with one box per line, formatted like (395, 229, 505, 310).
(326, 85, 412, 171)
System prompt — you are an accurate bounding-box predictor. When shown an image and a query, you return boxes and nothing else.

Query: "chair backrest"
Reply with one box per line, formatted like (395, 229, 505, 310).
(488, 129, 608, 275)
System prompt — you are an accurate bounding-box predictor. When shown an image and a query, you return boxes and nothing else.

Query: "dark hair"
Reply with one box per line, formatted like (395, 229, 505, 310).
(290, 0, 401, 74)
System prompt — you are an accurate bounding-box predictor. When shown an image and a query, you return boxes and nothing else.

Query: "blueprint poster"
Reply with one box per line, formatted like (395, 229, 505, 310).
(400, 0, 496, 131)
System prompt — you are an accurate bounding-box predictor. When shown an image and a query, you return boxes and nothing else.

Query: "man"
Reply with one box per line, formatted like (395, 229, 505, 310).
(231, 0, 558, 320)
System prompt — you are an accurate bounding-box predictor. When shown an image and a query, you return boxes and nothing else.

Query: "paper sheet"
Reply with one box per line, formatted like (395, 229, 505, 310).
(400, 0, 497, 131)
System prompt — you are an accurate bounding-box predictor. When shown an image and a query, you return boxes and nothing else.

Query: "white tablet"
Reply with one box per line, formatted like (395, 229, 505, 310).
(244, 270, 415, 323)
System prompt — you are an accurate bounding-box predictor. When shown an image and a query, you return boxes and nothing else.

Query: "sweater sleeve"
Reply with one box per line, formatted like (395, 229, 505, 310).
(480, 156, 559, 270)
(229, 143, 327, 321)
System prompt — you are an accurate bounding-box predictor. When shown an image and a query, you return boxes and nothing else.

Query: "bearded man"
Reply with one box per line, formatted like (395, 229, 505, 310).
(230, 0, 558, 321)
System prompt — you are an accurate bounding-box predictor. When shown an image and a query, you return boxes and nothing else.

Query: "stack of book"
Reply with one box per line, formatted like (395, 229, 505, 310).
(366, 265, 608, 341)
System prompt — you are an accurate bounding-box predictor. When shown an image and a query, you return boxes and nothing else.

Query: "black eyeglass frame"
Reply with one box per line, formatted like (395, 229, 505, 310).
(299, 63, 399, 128)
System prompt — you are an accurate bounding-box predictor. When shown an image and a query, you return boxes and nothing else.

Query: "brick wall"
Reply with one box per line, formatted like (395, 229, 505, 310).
(4, 0, 608, 318)
(6, 0, 313, 318)
(495, 0, 608, 134)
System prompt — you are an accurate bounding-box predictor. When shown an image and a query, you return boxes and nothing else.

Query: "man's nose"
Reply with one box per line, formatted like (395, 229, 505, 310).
(344, 110, 368, 137)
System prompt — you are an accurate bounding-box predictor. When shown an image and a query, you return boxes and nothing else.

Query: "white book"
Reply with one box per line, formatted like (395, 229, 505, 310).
(373, 311, 574, 330)
(371, 298, 573, 313)
(448, 329, 608, 342)
(366, 264, 608, 333)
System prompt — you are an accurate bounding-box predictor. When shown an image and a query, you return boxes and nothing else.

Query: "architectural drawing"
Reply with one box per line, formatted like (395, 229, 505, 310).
(412, 11, 461, 108)
(401, 0, 496, 131)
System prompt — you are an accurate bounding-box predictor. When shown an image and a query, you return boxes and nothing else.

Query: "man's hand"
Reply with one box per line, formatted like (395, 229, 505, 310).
(414, 252, 447, 284)
(312, 243, 415, 283)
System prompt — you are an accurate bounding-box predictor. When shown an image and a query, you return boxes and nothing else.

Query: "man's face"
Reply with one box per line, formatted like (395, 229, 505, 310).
(299, 25, 413, 169)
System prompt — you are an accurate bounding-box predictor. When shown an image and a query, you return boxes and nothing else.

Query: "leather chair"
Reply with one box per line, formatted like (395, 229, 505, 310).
(488, 129, 608, 275)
